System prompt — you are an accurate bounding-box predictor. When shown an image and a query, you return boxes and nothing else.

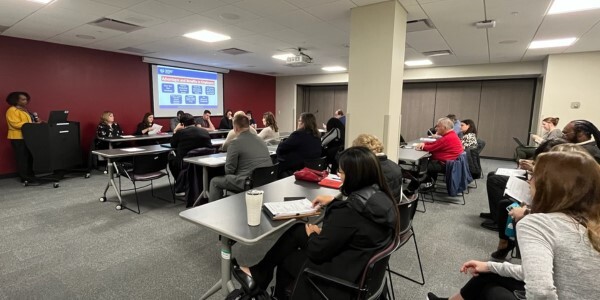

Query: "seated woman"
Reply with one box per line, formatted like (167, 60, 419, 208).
(219, 109, 233, 130)
(516, 117, 562, 160)
(276, 112, 322, 176)
(246, 110, 257, 128)
(321, 117, 345, 173)
(459, 119, 478, 149)
(428, 150, 600, 300)
(134, 112, 155, 135)
(257, 111, 279, 142)
(232, 147, 400, 299)
(352, 134, 403, 201)
(95, 111, 123, 150)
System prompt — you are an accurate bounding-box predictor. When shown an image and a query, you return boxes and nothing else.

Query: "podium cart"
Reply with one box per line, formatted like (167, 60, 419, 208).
(22, 121, 89, 187)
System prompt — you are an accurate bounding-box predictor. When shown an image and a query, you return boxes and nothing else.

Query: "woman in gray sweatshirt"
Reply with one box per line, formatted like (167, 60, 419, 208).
(428, 150, 600, 300)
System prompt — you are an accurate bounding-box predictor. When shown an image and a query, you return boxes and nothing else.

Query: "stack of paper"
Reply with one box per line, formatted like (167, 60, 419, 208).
(149, 124, 163, 134)
(263, 199, 319, 219)
(496, 168, 527, 177)
(504, 176, 532, 205)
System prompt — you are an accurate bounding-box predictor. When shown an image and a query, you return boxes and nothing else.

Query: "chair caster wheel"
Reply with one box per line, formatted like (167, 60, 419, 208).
(99, 197, 106, 202)
(85, 173, 90, 178)
(23, 181, 29, 187)
(116, 205, 122, 210)
(53, 183, 59, 188)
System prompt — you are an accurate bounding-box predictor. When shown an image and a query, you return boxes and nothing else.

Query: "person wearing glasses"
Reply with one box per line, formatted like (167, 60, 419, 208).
(561, 120, 600, 163)
(276, 112, 322, 176)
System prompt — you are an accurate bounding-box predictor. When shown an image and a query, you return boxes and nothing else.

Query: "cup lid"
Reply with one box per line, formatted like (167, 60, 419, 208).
(247, 189, 264, 195)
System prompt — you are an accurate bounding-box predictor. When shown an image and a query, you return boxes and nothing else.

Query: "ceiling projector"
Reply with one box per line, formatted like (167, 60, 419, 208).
(286, 54, 312, 67)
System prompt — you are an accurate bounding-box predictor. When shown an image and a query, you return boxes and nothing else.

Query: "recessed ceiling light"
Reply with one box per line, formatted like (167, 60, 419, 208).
(272, 53, 295, 61)
(76, 34, 96, 40)
(405, 59, 433, 67)
(322, 66, 347, 72)
(529, 37, 577, 49)
(27, 0, 53, 3)
(548, 0, 600, 15)
(183, 30, 231, 43)
(220, 13, 240, 20)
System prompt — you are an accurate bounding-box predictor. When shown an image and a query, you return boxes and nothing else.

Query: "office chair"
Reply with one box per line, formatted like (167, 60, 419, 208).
(244, 164, 279, 190)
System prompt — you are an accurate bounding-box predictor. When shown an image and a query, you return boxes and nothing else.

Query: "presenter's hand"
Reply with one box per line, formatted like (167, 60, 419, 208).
(305, 223, 321, 236)
(460, 260, 489, 277)
(414, 143, 425, 150)
(312, 195, 334, 207)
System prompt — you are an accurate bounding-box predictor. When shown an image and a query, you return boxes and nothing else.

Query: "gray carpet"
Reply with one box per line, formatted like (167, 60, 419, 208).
(0, 158, 516, 299)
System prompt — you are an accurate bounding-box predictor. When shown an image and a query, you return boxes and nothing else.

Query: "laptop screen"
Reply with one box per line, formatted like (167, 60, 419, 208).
(48, 110, 69, 124)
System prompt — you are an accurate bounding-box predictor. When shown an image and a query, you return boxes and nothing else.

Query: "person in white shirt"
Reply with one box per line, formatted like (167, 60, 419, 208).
(257, 111, 279, 142)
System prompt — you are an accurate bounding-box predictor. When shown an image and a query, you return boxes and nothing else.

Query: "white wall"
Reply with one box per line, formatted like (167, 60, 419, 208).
(540, 51, 600, 128)
(276, 61, 543, 131)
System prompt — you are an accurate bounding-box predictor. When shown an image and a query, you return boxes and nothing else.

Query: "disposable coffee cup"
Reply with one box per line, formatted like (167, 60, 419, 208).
(245, 190, 264, 226)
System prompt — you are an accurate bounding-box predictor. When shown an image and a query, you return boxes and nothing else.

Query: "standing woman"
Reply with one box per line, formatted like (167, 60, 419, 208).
(459, 119, 478, 149)
(233, 147, 400, 299)
(95, 111, 123, 150)
(135, 112, 155, 135)
(257, 111, 279, 142)
(5, 92, 38, 182)
(219, 109, 233, 130)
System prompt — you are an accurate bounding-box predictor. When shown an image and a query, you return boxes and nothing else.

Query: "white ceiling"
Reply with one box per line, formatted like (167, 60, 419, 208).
(2, 0, 600, 76)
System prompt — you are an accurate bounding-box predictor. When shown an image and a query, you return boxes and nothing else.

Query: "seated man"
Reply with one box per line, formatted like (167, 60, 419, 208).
(196, 109, 216, 131)
(209, 114, 273, 202)
(562, 119, 600, 163)
(169, 113, 212, 182)
(169, 110, 184, 132)
(406, 117, 463, 195)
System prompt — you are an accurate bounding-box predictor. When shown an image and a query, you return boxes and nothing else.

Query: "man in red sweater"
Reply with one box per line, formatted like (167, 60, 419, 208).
(406, 117, 463, 195)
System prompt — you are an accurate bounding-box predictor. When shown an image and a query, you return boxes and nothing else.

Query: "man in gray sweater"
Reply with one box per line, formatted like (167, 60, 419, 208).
(209, 114, 273, 202)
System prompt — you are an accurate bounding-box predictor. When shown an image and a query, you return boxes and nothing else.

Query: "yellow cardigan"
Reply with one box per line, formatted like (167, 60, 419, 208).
(6, 106, 32, 139)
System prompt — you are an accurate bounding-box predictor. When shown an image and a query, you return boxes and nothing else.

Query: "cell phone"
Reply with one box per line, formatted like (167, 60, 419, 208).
(506, 205, 514, 212)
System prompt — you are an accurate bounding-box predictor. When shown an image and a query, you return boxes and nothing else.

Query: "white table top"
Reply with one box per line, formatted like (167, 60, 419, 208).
(98, 133, 173, 142)
(92, 145, 172, 159)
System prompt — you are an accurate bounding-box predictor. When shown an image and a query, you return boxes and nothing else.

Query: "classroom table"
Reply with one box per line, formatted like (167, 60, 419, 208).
(183, 146, 279, 206)
(179, 176, 339, 299)
(398, 144, 430, 172)
(97, 133, 173, 149)
(92, 145, 172, 212)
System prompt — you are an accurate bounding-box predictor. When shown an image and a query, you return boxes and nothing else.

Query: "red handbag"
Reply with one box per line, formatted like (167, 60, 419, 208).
(294, 167, 329, 182)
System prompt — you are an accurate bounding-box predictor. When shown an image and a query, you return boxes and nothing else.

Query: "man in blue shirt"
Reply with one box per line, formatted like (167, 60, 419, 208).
(447, 114, 463, 139)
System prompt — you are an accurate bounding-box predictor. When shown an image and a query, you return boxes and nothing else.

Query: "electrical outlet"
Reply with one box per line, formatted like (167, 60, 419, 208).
(570, 102, 581, 109)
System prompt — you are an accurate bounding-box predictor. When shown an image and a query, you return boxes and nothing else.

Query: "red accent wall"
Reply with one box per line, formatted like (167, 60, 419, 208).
(0, 36, 275, 176)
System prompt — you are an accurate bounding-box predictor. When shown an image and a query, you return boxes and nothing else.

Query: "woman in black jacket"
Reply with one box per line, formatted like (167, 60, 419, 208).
(95, 111, 123, 149)
(219, 109, 233, 129)
(135, 112, 155, 135)
(232, 147, 401, 299)
(276, 112, 322, 176)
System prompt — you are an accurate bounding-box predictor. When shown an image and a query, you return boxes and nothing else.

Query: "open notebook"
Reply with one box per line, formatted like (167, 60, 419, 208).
(263, 198, 321, 220)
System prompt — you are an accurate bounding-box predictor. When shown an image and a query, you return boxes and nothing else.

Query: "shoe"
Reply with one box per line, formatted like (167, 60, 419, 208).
(491, 240, 516, 260)
(420, 182, 435, 192)
(231, 258, 257, 293)
(480, 220, 499, 231)
(175, 192, 185, 197)
(427, 292, 448, 300)
(479, 212, 492, 219)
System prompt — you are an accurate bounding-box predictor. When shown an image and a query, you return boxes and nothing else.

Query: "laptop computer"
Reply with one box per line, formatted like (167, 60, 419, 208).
(512, 137, 525, 147)
(48, 110, 69, 124)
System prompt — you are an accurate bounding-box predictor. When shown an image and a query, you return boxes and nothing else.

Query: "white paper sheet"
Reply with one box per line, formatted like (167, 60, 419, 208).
(495, 168, 527, 177)
(197, 157, 226, 165)
(504, 176, 532, 205)
(150, 123, 162, 133)
(121, 135, 135, 138)
(263, 199, 317, 217)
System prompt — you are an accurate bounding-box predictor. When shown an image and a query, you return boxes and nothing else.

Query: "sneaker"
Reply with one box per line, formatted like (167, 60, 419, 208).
(420, 181, 435, 192)
(427, 292, 448, 300)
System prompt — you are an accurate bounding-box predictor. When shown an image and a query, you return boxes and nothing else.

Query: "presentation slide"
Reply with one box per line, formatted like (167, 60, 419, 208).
(151, 65, 224, 118)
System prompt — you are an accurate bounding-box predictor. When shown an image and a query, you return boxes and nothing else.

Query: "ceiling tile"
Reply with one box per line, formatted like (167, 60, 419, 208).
(200, 5, 261, 24)
(107, 9, 166, 27)
(3, 26, 65, 40)
(235, 18, 291, 34)
(237, 34, 294, 50)
(266, 10, 326, 35)
(0, 0, 43, 27)
(350, 0, 387, 6)
(406, 29, 450, 52)
(533, 10, 600, 41)
(566, 21, 600, 53)
(155, 0, 227, 13)
(404, 4, 428, 21)
(129, 0, 194, 20)
(263, 29, 310, 46)
(304, 0, 355, 21)
(51, 0, 122, 17)
(283, 0, 339, 9)
(91, 0, 147, 8)
(234, 0, 298, 17)
(48, 24, 125, 46)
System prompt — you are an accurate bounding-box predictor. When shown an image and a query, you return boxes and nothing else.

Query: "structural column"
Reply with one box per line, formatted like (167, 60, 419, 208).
(346, 0, 407, 161)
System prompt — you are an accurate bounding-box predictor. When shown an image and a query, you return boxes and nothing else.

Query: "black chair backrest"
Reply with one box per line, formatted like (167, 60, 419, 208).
(246, 164, 279, 190)
(477, 138, 486, 153)
(357, 237, 398, 299)
(305, 156, 328, 171)
(398, 198, 418, 237)
(133, 152, 169, 175)
(417, 156, 429, 176)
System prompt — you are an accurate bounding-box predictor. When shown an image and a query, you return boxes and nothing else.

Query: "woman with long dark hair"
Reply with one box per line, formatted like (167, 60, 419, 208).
(219, 109, 233, 130)
(135, 112, 155, 135)
(233, 147, 401, 299)
(459, 119, 478, 149)
(428, 150, 600, 300)
(276, 112, 322, 176)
